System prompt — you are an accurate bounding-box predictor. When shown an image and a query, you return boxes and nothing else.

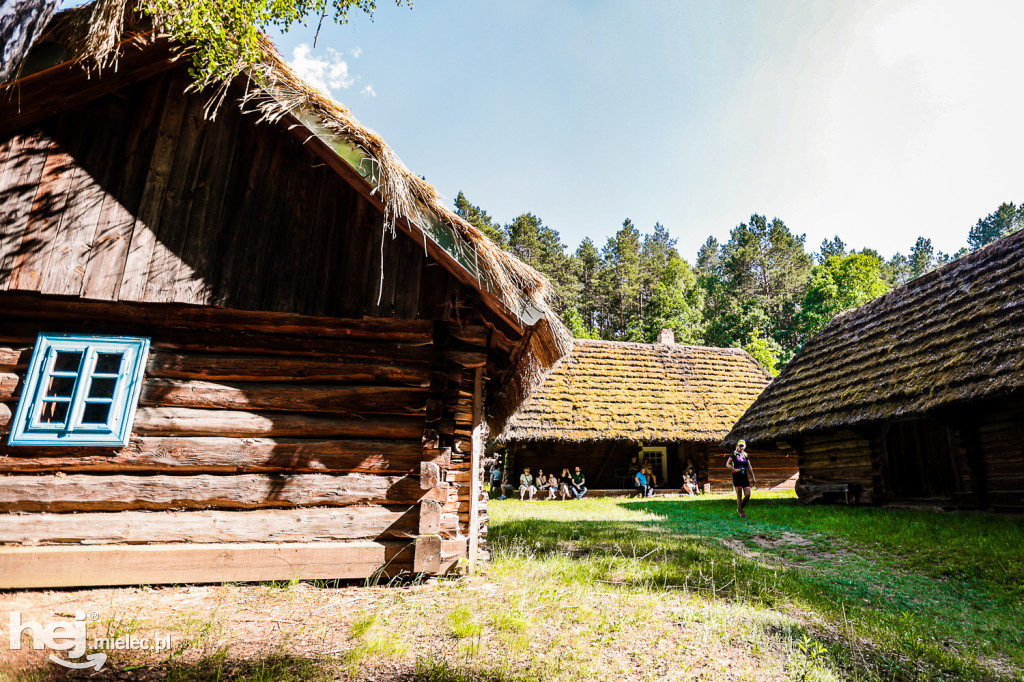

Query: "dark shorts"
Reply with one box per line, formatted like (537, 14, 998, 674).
(732, 471, 751, 488)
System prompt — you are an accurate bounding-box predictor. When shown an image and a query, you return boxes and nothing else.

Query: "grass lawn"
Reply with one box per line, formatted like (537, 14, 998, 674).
(2, 492, 1022, 681)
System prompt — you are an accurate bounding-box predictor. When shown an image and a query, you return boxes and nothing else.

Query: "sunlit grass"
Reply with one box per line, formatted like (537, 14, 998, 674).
(489, 492, 1024, 680)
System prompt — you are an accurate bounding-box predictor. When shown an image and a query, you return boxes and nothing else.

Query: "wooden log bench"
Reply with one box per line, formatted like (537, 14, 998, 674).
(797, 482, 857, 505)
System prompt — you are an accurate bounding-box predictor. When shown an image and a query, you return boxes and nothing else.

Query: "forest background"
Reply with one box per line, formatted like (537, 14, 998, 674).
(457, 194, 1023, 374)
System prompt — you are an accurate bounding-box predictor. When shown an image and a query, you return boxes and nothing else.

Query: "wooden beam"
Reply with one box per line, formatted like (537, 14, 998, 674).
(145, 351, 432, 384)
(0, 473, 448, 512)
(0, 293, 435, 341)
(0, 506, 425, 545)
(413, 535, 441, 574)
(0, 540, 419, 588)
(129, 407, 425, 439)
(419, 499, 441, 535)
(138, 378, 426, 415)
(0, 437, 432, 474)
(468, 367, 484, 571)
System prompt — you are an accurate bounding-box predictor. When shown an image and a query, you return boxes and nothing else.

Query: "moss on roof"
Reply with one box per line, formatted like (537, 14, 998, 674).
(726, 229, 1024, 446)
(500, 339, 773, 443)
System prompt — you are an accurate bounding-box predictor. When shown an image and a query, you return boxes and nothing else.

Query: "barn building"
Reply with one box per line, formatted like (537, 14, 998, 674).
(0, 7, 568, 588)
(499, 331, 798, 492)
(726, 230, 1024, 513)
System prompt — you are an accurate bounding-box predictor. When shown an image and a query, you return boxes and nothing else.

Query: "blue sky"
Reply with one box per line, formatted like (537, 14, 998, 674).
(270, 0, 1023, 262)
(59, 0, 1024, 261)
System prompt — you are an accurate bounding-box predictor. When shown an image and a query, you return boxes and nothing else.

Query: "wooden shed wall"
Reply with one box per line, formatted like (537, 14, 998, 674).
(972, 398, 1024, 513)
(794, 398, 1024, 513)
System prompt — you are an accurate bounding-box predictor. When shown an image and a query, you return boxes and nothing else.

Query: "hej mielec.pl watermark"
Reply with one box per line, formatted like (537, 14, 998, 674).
(9, 611, 172, 671)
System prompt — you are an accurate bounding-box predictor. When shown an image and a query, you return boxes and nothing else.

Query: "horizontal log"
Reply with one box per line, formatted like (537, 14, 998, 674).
(146, 351, 434, 384)
(0, 506, 426, 545)
(131, 407, 424, 439)
(0, 322, 434, 363)
(0, 473, 448, 512)
(0, 347, 27, 369)
(139, 379, 426, 415)
(0, 373, 18, 401)
(0, 540, 419, 588)
(0, 293, 436, 341)
(0, 437, 440, 473)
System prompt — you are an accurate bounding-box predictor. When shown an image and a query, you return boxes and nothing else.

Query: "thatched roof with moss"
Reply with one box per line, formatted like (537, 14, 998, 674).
(500, 339, 773, 443)
(2, 2, 571, 427)
(726, 229, 1024, 446)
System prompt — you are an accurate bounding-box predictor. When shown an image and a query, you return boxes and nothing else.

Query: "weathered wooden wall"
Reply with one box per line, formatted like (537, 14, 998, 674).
(794, 402, 1024, 513)
(0, 293, 495, 585)
(701, 444, 798, 493)
(0, 68, 436, 321)
(964, 398, 1024, 514)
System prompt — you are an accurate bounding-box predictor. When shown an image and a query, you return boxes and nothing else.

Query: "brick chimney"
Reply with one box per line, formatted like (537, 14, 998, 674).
(656, 328, 675, 345)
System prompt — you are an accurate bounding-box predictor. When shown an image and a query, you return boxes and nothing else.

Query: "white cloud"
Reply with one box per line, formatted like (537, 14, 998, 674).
(361, 85, 377, 98)
(289, 44, 355, 98)
(351, 46, 363, 58)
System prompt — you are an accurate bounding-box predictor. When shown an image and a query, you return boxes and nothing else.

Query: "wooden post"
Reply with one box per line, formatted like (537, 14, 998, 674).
(468, 367, 484, 571)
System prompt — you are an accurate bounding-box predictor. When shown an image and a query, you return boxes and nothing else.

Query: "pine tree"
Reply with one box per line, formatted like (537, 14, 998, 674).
(967, 202, 1023, 251)
(454, 191, 505, 248)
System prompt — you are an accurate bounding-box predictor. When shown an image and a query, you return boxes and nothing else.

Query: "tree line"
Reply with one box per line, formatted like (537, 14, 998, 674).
(457, 193, 1023, 375)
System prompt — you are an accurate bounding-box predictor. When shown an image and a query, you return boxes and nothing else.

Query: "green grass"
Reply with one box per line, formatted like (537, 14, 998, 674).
(489, 492, 1024, 681)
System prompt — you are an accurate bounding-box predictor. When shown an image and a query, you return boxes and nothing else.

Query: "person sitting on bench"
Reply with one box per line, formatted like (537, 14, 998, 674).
(635, 466, 654, 497)
(571, 466, 588, 499)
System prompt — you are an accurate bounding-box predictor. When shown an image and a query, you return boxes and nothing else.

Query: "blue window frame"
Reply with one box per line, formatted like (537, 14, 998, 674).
(8, 334, 150, 447)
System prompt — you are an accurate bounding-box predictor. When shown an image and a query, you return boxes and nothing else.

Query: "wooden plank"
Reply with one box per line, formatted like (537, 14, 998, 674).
(2, 132, 56, 291)
(0, 437, 426, 473)
(118, 67, 191, 301)
(39, 92, 130, 298)
(0, 506, 423, 545)
(0, 345, 23, 368)
(0, 473, 449, 512)
(0, 540, 418, 588)
(129, 407, 425, 439)
(142, 89, 211, 303)
(145, 351, 432, 384)
(468, 367, 483, 570)
(419, 499, 441, 535)
(138, 378, 426, 414)
(176, 88, 243, 306)
(420, 461, 441, 489)
(413, 535, 441, 574)
(79, 72, 173, 302)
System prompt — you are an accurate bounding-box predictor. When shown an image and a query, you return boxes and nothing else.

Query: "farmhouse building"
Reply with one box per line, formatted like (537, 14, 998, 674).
(726, 230, 1024, 513)
(500, 331, 798, 492)
(0, 8, 568, 588)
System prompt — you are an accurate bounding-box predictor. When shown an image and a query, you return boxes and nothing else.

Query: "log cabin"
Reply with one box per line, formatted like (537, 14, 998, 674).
(498, 329, 798, 492)
(0, 6, 569, 588)
(726, 229, 1024, 513)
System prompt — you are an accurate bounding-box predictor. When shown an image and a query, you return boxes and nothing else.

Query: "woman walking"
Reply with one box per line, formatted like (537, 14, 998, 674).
(726, 440, 756, 518)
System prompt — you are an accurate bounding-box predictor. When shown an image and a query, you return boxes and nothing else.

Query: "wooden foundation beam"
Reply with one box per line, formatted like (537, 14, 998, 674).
(0, 505, 435, 545)
(0, 541, 419, 588)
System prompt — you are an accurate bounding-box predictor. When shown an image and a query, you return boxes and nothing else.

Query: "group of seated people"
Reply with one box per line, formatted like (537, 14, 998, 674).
(490, 466, 588, 500)
(629, 456, 702, 498)
(490, 458, 702, 500)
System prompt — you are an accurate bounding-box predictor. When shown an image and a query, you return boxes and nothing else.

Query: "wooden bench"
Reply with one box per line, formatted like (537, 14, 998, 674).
(797, 482, 856, 505)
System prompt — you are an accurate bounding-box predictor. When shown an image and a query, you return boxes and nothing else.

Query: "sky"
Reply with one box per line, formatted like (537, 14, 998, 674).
(265, 0, 1023, 262)
(61, 0, 1024, 261)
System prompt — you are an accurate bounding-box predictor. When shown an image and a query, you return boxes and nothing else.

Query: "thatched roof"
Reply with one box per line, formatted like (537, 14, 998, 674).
(499, 339, 773, 443)
(726, 229, 1024, 446)
(3, 1, 571, 424)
